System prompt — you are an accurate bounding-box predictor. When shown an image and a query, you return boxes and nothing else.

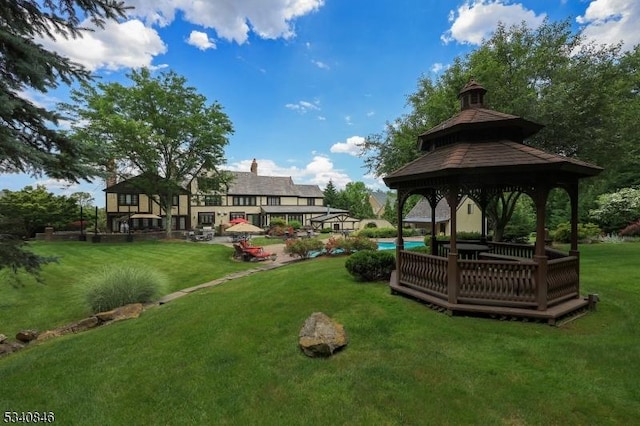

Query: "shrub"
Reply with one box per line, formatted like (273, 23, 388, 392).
(284, 238, 325, 259)
(320, 227, 332, 234)
(345, 250, 396, 282)
(365, 222, 378, 228)
(456, 231, 482, 241)
(552, 222, 602, 243)
(325, 236, 378, 254)
(269, 218, 287, 228)
(85, 265, 166, 313)
(356, 227, 417, 238)
(288, 220, 302, 230)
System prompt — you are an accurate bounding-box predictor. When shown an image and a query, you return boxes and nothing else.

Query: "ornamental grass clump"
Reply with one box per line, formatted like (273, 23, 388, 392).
(85, 265, 166, 313)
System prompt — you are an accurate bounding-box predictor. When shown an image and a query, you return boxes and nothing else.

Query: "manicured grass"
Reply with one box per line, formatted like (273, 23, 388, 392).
(0, 240, 258, 333)
(1, 243, 639, 424)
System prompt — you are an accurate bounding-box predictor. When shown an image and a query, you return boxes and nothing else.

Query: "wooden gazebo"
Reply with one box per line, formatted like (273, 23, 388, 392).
(383, 80, 602, 324)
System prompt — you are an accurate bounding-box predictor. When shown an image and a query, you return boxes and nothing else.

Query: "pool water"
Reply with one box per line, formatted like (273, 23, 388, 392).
(377, 241, 425, 250)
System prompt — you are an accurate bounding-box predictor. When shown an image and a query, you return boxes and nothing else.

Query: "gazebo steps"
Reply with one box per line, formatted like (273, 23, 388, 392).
(390, 282, 590, 326)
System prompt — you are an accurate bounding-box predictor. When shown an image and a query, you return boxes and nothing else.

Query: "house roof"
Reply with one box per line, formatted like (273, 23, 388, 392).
(404, 198, 451, 223)
(310, 212, 360, 223)
(228, 172, 323, 197)
(104, 173, 189, 194)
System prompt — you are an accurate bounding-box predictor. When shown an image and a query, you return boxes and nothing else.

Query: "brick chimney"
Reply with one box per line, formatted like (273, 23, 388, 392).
(250, 158, 258, 175)
(106, 158, 117, 187)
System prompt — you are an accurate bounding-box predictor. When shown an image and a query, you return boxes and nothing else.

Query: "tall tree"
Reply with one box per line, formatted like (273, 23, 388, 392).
(62, 68, 234, 235)
(0, 0, 127, 181)
(340, 182, 374, 220)
(323, 180, 339, 208)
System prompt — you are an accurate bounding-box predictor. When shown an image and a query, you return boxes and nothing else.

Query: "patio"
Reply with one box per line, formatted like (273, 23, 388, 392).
(384, 80, 602, 324)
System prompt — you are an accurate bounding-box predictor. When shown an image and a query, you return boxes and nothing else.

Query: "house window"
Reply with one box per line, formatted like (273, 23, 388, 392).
(172, 195, 179, 206)
(307, 198, 316, 206)
(204, 195, 222, 206)
(467, 203, 474, 214)
(230, 212, 245, 220)
(199, 212, 214, 225)
(118, 194, 138, 206)
(267, 196, 280, 206)
(233, 196, 256, 206)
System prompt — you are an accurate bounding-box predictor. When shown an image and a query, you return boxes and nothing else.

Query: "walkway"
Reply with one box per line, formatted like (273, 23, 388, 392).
(157, 241, 292, 305)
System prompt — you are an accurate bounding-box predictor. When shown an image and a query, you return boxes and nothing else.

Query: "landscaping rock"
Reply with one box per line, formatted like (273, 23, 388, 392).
(68, 316, 100, 333)
(0, 333, 7, 343)
(37, 330, 63, 342)
(95, 303, 144, 323)
(0, 341, 25, 356)
(299, 312, 347, 358)
(16, 329, 39, 343)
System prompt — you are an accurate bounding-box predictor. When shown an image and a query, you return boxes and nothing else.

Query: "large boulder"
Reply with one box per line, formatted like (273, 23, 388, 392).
(299, 312, 348, 358)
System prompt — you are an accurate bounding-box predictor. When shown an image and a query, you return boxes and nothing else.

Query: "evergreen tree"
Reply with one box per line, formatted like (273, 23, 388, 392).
(323, 180, 339, 208)
(0, 0, 126, 279)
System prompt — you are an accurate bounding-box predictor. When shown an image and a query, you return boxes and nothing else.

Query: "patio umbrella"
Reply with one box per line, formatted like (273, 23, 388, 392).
(229, 217, 249, 225)
(225, 222, 264, 234)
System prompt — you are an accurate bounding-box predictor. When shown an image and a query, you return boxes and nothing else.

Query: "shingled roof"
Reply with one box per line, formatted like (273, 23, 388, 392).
(227, 171, 324, 197)
(384, 80, 602, 188)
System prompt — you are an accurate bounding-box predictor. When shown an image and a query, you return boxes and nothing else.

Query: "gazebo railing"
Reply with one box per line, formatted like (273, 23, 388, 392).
(488, 242, 535, 259)
(396, 249, 580, 310)
(458, 259, 537, 307)
(398, 251, 448, 298)
(546, 256, 580, 305)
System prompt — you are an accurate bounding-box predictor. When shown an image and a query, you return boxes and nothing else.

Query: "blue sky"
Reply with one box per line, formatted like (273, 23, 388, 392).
(4, 0, 639, 206)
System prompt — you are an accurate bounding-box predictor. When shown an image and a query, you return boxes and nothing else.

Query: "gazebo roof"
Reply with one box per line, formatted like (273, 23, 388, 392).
(384, 140, 602, 188)
(384, 80, 602, 189)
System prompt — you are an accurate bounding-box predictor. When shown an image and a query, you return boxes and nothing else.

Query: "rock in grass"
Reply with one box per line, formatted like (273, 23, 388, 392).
(95, 303, 144, 323)
(299, 312, 347, 358)
(0, 334, 6, 343)
(16, 329, 39, 343)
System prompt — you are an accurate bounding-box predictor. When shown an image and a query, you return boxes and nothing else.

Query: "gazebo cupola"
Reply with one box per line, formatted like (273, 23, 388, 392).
(383, 79, 603, 324)
(458, 78, 486, 110)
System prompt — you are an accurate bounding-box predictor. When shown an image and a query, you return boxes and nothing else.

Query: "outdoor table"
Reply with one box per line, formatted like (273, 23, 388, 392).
(442, 243, 490, 260)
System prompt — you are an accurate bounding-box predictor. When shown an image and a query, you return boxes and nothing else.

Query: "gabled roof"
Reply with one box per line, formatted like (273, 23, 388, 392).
(404, 198, 451, 223)
(228, 172, 323, 197)
(261, 206, 347, 214)
(104, 173, 189, 194)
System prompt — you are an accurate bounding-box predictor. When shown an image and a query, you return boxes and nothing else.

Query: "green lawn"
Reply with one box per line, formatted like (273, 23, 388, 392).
(1, 243, 639, 424)
(0, 240, 258, 333)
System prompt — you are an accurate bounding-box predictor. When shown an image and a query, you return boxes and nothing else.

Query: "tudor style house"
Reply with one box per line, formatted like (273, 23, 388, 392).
(104, 159, 349, 233)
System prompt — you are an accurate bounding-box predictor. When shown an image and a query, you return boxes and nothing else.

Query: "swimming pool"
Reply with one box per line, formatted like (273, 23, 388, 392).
(377, 241, 426, 250)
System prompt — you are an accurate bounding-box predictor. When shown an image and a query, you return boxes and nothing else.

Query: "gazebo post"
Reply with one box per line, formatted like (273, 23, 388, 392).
(446, 186, 459, 305)
(395, 191, 406, 283)
(534, 186, 550, 310)
(429, 192, 438, 255)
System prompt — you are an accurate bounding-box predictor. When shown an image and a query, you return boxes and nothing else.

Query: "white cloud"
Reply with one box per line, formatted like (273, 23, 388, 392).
(285, 100, 321, 113)
(577, 0, 640, 52)
(187, 30, 216, 50)
(442, 0, 546, 45)
(127, 0, 324, 44)
(312, 59, 330, 69)
(431, 62, 445, 74)
(225, 156, 351, 189)
(366, 111, 375, 117)
(330, 136, 365, 157)
(344, 115, 353, 126)
(38, 19, 166, 71)
(317, 116, 327, 121)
